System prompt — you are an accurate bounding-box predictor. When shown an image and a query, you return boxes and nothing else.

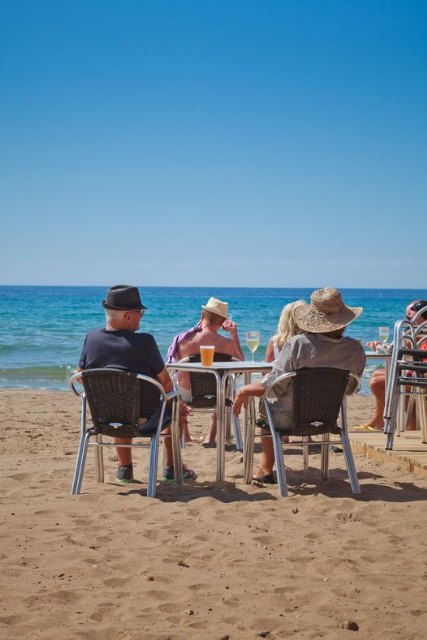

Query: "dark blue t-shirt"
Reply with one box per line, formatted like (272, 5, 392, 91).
(79, 329, 165, 417)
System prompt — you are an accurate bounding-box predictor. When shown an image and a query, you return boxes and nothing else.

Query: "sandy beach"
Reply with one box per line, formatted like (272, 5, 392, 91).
(1, 389, 427, 639)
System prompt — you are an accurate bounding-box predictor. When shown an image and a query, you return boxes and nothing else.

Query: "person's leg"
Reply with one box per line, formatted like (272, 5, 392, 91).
(161, 425, 197, 480)
(180, 414, 192, 443)
(113, 438, 133, 466)
(203, 413, 217, 445)
(253, 429, 275, 479)
(178, 401, 193, 443)
(355, 370, 385, 429)
(368, 370, 386, 427)
(161, 427, 174, 467)
(113, 437, 134, 483)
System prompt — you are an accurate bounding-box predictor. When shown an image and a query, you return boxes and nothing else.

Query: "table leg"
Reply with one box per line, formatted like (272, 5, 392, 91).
(242, 372, 256, 484)
(171, 397, 183, 484)
(215, 372, 226, 481)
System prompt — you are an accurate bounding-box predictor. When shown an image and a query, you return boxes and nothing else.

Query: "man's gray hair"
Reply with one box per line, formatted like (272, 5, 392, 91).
(105, 308, 127, 322)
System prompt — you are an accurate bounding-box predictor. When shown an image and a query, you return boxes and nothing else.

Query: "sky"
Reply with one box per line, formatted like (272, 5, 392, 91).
(1, 0, 426, 288)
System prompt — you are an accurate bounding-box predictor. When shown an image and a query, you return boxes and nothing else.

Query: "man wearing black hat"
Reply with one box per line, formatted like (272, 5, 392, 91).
(78, 285, 196, 485)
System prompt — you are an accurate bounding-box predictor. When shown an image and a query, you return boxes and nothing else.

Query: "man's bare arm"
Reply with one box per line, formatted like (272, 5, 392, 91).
(157, 367, 174, 393)
(222, 320, 244, 360)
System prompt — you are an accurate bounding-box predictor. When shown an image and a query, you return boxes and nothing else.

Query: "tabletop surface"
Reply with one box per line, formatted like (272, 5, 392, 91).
(167, 360, 273, 372)
(364, 351, 392, 358)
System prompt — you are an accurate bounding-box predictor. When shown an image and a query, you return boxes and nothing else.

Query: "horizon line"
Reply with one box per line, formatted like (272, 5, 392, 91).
(1, 284, 427, 292)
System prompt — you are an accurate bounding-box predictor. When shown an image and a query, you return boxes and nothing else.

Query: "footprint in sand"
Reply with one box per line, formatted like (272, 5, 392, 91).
(187, 583, 210, 592)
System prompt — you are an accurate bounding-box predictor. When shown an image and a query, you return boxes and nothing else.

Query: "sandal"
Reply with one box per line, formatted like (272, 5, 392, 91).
(182, 464, 197, 480)
(252, 473, 275, 484)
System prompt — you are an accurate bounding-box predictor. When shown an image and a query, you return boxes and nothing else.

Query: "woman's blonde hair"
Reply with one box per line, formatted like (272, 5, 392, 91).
(272, 300, 307, 351)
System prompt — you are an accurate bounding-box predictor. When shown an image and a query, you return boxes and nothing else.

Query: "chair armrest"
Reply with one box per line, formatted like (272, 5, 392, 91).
(346, 372, 361, 396)
(164, 389, 180, 402)
(69, 372, 85, 397)
(136, 373, 179, 401)
(262, 372, 296, 398)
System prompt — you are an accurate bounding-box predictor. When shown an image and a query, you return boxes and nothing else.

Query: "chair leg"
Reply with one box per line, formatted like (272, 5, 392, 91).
(340, 398, 360, 494)
(171, 399, 183, 485)
(340, 431, 361, 494)
(271, 430, 288, 497)
(71, 431, 91, 495)
(94, 434, 104, 483)
(302, 436, 309, 475)
(243, 398, 256, 483)
(320, 433, 329, 480)
(147, 433, 160, 498)
(385, 376, 401, 449)
(416, 393, 427, 444)
(385, 383, 400, 450)
(397, 392, 406, 435)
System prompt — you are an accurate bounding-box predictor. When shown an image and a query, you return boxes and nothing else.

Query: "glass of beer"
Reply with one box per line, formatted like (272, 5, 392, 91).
(200, 345, 215, 366)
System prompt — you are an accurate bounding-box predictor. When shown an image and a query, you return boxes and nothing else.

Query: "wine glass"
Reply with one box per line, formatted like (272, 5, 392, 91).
(378, 326, 390, 344)
(246, 331, 260, 362)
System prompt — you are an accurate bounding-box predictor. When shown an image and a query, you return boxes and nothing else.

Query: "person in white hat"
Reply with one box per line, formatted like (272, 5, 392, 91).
(168, 296, 244, 445)
(233, 288, 366, 483)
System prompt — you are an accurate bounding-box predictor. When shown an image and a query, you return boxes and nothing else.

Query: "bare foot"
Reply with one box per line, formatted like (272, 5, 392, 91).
(252, 467, 274, 480)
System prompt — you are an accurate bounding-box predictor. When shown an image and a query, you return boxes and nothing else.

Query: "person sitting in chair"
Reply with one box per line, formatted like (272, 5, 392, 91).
(233, 288, 366, 483)
(355, 299, 427, 431)
(264, 300, 307, 362)
(167, 296, 244, 445)
(78, 285, 196, 485)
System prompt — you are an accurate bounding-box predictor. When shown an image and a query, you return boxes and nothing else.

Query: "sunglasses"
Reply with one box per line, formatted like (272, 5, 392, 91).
(127, 309, 144, 317)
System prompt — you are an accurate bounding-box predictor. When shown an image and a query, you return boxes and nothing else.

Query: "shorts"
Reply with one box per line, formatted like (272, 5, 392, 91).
(177, 383, 192, 403)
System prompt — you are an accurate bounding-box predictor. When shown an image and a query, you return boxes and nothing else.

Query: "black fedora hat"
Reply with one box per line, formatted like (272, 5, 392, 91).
(102, 285, 147, 311)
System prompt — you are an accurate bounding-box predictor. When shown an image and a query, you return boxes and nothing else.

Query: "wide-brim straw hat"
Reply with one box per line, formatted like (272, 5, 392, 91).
(201, 296, 229, 319)
(102, 285, 147, 311)
(293, 287, 362, 333)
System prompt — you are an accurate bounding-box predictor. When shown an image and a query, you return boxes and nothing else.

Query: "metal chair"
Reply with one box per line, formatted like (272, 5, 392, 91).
(69, 368, 181, 497)
(384, 311, 427, 449)
(244, 367, 361, 497)
(173, 353, 243, 451)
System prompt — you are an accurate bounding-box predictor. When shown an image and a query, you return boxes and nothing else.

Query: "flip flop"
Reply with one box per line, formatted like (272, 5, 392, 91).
(353, 424, 383, 432)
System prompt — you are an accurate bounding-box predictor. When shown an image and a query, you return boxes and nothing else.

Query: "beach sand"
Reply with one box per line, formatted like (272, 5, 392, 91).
(1, 389, 426, 639)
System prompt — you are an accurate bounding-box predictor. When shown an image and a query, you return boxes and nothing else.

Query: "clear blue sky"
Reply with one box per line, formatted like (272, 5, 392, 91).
(1, 1, 426, 288)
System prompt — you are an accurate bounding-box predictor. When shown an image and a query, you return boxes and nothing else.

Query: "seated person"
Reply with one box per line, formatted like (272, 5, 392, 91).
(167, 296, 244, 445)
(356, 300, 427, 431)
(265, 299, 307, 443)
(233, 288, 366, 483)
(265, 300, 307, 362)
(78, 284, 196, 485)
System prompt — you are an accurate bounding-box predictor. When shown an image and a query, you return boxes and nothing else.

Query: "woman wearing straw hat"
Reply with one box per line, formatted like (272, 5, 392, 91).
(233, 288, 366, 484)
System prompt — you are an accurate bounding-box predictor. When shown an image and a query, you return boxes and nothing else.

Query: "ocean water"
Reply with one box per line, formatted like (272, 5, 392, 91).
(1, 285, 426, 393)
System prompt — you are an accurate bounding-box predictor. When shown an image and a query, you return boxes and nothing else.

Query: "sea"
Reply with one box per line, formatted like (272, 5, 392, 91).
(1, 286, 426, 394)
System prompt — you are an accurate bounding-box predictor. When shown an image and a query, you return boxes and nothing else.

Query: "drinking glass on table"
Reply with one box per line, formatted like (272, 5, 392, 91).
(246, 331, 260, 362)
(378, 326, 390, 344)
